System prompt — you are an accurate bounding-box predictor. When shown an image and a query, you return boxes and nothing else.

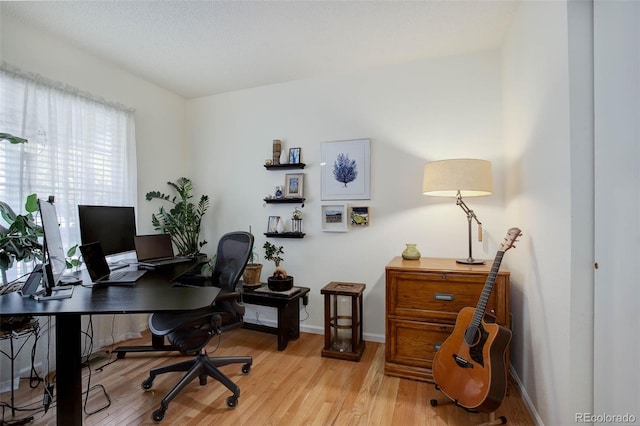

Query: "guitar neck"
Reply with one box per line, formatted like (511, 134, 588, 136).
(470, 250, 505, 327)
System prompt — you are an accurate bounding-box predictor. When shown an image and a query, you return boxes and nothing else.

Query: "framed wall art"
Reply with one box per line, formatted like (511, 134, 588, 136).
(321, 203, 348, 232)
(321, 138, 370, 200)
(284, 173, 304, 198)
(350, 206, 369, 226)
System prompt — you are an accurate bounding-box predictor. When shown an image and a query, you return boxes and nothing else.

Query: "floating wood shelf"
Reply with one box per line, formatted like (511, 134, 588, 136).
(263, 197, 305, 204)
(264, 163, 306, 170)
(264, 232, 306, 239)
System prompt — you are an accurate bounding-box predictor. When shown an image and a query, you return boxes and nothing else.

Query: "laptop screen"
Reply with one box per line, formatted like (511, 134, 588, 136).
(79, 242, 111, 281)
(135, 234, 175, 261)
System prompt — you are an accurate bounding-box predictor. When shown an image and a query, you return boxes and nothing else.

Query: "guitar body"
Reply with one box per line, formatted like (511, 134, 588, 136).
(433, 306, 512, 413)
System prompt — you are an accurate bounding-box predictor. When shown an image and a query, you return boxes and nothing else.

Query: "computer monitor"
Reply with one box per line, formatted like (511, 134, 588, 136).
(78, 205, 137, 257)
(38, 197, 67, 290)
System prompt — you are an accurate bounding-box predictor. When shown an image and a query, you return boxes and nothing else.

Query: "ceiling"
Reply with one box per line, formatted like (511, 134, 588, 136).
(2, 1, 520, 99)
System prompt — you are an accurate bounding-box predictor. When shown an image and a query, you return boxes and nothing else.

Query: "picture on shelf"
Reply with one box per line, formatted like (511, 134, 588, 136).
(350, 206, 369, 226)
(289, 147, 301, 164)
(285, 173, 304, 198)
(267, 216, 281, 233)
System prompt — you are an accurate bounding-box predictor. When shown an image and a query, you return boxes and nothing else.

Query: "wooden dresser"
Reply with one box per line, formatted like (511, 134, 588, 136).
(385, 257, 510, 383)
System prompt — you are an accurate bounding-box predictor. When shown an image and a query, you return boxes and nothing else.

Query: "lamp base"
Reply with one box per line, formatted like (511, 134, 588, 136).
(456, 258, 486, 265)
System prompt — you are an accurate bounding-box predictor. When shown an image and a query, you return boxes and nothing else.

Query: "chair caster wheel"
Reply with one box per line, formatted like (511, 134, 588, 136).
(430, 399, 438, 406)
(141, 377, 154, 391)
(227, 395, 238, 408)
(242, 363, 251, 374)
(152, 407, 166, 423)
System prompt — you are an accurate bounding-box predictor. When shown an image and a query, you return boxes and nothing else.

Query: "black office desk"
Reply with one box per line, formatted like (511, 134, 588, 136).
(0, 261, 219, 426)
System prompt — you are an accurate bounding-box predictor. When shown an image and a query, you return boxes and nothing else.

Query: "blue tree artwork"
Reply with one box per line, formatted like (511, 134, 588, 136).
(333, 153, 358, 187)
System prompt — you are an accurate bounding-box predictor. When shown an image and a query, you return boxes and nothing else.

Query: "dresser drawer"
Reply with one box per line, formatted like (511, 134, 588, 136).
(384, 257, 510, 383)
(386, 271, 504, 322)
(386, 318, 453, 368)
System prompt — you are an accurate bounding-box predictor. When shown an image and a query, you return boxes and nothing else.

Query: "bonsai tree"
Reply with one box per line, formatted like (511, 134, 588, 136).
(146, 177, 210, 257)
(263, 241, 286, 279)
(0, 193, 43, 285)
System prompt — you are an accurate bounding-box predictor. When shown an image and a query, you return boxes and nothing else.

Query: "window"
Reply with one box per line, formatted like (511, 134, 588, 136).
(0, 63, 137, 282)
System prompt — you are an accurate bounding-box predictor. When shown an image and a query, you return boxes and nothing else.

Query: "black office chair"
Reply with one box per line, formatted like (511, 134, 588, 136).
(141, 231, 254, 423)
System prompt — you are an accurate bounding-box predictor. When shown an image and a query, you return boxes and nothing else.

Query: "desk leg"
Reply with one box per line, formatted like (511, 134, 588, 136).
(112, 332, 176, 359)
(277, 299, 301, 351)
(56, 314, 83, 426)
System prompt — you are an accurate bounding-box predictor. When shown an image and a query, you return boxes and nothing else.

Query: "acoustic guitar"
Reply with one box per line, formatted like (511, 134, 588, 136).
(432, 227, 522, 413)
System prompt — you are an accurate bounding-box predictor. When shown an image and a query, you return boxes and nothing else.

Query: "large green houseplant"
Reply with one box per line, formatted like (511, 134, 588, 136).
(0, 132, 28, 145)
(0, 193, 43, 285)
(0, 133, 42, 285)
(146, 177, 210, 257)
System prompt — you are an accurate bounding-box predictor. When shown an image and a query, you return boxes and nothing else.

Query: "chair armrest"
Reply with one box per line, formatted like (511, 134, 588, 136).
(216, 290, 241, 301)
(149, 308, 217, 336)
(214, 290, 245, 316)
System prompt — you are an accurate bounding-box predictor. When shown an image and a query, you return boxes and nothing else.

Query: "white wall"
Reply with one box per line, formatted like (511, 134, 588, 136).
(1, 16, 188, 230)
(185, 51, 505, 340)
(502, 1, 592, 424)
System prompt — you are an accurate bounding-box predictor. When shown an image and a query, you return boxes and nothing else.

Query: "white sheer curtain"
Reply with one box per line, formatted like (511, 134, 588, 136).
(1, 63, 143, 388)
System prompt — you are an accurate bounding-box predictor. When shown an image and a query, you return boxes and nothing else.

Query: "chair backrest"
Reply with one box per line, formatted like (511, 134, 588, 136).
(211, 231, 254, 291)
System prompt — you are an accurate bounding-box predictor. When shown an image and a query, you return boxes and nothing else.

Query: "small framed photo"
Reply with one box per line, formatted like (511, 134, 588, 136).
(285, 173, 304, 198)
(350, 206, 369, 226)
(267, 216, 281, 233)
(289, 147, 301, 164)
(321, 204, 348, 232)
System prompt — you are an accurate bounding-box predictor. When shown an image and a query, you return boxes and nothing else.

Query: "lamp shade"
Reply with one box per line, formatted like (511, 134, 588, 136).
(422, 159, 492, 197)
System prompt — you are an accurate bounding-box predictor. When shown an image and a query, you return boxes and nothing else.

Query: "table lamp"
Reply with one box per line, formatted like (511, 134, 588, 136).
(422, 158, 492, 264)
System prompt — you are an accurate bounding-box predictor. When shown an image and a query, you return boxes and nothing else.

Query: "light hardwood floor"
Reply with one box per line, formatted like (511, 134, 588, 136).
(1, 329, 535, 425)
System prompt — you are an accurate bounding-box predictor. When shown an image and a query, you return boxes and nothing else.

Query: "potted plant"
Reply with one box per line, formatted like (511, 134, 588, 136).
(65, 244, 83, 271)
(242, 248, 263, 287)
(263, 241, 293, 291)
(0, 193, 43, 285)
(241, 227, 262, 286)
(146, 177, 210, 257)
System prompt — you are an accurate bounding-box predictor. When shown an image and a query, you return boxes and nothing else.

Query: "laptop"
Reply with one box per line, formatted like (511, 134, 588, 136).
(79, 242, 146, 285)
(134, 234, 191, 267)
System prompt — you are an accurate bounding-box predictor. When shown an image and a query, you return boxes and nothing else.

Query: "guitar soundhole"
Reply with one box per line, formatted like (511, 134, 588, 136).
(464, 326, 487, 366)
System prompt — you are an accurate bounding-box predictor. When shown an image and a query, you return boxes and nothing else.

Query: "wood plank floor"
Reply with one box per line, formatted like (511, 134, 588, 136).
(1, 329, 535, 425)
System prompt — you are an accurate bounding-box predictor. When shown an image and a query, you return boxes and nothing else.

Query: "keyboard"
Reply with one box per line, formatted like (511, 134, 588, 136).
(139, 257, 191, 267)
(109, 270, 128, 280)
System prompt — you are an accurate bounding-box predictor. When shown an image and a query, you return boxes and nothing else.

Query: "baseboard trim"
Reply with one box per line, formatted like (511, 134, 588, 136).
(510, 365, 545, 426)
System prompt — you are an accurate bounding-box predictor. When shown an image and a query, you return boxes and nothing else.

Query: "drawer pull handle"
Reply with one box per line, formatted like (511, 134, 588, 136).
(434, 293, 454, 301)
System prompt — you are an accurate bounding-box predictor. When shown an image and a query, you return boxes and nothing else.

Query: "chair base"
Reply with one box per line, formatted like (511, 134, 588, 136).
(142, 352, 252, 423)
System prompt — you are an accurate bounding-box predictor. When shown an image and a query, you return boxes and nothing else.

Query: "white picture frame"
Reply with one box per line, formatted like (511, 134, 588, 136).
(321, 138, 371, 200)
(285, 173, 304, 198)
(321, 203, 348, 232)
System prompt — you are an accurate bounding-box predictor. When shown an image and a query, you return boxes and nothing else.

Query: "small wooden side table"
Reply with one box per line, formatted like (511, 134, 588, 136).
(321, 281, 366, 361)
(242, 285, 310, 351)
